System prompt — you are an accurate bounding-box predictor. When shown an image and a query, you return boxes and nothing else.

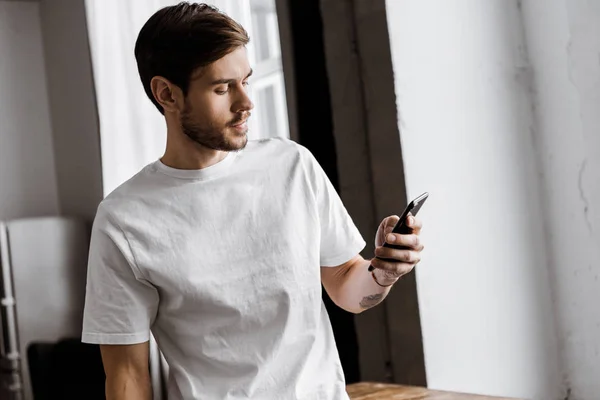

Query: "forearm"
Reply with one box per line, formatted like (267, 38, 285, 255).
(331, 257, 396, 314)
(105, 373, 152, 400)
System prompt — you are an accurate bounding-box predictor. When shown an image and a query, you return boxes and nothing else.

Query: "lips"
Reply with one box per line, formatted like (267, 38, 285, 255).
(229, 112, 251, 127)
(230, 119, 247, 127)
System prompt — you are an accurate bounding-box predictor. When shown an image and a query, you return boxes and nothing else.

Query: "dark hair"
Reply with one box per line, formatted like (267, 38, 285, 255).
(134, 2, 250, 114)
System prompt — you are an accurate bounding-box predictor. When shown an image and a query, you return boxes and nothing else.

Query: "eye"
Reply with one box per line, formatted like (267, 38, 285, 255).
(242, 80, 250, 87)
(215, 85, 229, 96)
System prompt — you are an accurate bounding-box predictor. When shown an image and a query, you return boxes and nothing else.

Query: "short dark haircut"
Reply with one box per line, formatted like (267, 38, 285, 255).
(134, 2, 250, 114)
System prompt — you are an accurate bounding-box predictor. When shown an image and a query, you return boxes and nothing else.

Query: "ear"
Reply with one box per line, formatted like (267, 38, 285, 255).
(150, 76, 184, 113)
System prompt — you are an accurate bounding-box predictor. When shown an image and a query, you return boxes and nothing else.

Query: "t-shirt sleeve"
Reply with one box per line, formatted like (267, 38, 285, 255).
(82, 208, 158, 345)
(299, 145, 366, 266)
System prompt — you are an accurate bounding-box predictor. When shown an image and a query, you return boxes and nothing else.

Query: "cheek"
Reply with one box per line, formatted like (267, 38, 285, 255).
(189, 94, 232, 124)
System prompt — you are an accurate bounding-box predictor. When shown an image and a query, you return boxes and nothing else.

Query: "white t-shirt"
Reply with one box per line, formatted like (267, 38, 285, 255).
(82, 137, 366, 399)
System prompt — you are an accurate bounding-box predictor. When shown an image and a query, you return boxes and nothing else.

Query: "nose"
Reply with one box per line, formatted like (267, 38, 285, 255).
(233, 85, 254, 113)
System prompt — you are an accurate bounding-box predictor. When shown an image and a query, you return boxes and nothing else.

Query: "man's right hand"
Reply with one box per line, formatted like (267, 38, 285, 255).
(100, 342, 153, 400)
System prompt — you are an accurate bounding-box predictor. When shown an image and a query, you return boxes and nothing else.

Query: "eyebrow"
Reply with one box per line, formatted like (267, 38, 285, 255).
(210, 69, 253, 85)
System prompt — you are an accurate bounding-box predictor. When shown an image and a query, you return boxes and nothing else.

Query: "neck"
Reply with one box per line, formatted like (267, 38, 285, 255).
(161, 120, 228, 171)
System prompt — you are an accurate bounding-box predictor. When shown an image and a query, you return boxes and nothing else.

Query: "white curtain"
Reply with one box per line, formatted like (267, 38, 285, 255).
(84, 0, 254, 196)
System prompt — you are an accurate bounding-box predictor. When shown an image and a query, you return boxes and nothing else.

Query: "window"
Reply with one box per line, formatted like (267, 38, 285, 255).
(246, 0, 290, 140)
(218, 0, 290, 140)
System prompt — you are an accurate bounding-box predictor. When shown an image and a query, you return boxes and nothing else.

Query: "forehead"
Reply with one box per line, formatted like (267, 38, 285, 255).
(193, 46, 251, 82)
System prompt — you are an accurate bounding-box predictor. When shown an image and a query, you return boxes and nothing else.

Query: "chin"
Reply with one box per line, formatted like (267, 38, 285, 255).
(227, 131, 248, 151)
(229, 126, 248, 138)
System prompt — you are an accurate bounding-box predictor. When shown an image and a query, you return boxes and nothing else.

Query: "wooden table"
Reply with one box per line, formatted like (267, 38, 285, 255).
(347, 383, 521, 400)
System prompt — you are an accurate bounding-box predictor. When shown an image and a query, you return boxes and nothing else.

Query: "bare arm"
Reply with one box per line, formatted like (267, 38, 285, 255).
(321, 255, 393, 314)
(322, 215, 424, 313)
(100, 342, 152, 400)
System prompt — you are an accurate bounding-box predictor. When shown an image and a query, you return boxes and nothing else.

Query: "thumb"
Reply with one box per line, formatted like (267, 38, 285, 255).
(376, 215, 399, 247)
(384, 215, 400, 236)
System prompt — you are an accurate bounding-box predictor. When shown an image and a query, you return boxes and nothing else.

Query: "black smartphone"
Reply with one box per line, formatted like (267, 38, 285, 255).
(369, 192, 429, 271)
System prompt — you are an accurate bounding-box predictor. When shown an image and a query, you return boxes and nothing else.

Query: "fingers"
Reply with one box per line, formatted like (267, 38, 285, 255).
(372, 214, 424, 279)
(406, 215, 423, 233)
(375, 246, 422, 264)
(384, 233, 424, 251)
(385, 214, 422, 236)
(370, 257, 415, 277)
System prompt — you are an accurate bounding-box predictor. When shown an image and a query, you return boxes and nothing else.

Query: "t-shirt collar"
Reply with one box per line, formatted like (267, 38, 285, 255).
(154, 150, 241, 180)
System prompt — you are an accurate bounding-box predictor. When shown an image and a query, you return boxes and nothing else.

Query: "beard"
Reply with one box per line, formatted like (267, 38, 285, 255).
(180, 103, 250, 152)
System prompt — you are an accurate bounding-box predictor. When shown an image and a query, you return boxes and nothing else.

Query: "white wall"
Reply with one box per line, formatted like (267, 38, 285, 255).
(385, 1, 562, 399)
(519, 1, 600, 398)
(0, 1, 59, 220)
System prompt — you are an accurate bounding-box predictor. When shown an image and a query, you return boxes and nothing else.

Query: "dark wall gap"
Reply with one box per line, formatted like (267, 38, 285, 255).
(285, 0, 362, 384)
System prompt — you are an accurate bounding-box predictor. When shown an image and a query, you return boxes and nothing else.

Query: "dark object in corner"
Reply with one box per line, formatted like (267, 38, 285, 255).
(28, 338, 105, 400)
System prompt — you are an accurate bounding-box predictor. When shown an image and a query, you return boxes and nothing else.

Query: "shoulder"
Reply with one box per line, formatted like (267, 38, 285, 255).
(103, 163, 157, 202)
(246, 137, 315, 166)
(241, 137, 316, 175)
(93, 164, 157, 234)
(247, 137, 305, 155)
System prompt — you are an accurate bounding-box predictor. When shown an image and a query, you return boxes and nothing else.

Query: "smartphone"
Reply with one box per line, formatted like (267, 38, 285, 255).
(369, 192, 429, 271)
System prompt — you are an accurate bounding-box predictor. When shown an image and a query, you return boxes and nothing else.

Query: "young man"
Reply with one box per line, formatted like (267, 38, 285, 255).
(82, 3, 425, 400)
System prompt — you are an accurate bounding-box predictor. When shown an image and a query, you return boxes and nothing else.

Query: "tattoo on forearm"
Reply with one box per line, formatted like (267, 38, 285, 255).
(359, 293, 384, 309)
